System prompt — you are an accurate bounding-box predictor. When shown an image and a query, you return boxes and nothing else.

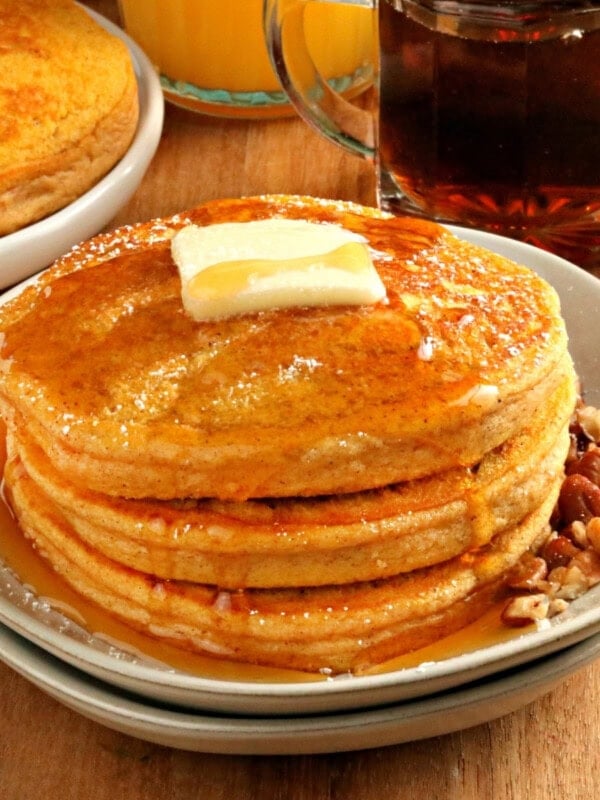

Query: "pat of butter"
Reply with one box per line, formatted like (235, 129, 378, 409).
(171, 219, 387, 321)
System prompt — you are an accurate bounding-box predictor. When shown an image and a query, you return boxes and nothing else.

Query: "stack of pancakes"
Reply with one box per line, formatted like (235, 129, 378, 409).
(0, 196, 576, 674)
(0, 0, 139, 235)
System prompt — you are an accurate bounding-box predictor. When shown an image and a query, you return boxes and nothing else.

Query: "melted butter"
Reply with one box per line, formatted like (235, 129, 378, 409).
(172, 219, 386, 321)
(449, 383, 500, 410)
(188, 242, 373, 298)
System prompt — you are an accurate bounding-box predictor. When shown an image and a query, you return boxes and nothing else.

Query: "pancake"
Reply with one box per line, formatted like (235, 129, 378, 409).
(0, 196, 571, 501)
(0, 195, 579, 673)
(5, 448, 561, 674)
(9, 374, 573, 588)
(0, 0, 139, 235)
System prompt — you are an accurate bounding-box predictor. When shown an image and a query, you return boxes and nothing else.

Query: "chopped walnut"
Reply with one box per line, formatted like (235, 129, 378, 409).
(585, 517, 600, 554)
(548, 598, 569, 616)
(501, 402, 600, 629)
(565, 520, 589, 549)
(540, 533, 580, 569)
(506, 553, 547, 591)
(501, 593, 550, 627)
(571, 548, 600, 586)
(578, 406, 600, 443)
(567, 447, 600, 484)
(548, 563, 590, 600)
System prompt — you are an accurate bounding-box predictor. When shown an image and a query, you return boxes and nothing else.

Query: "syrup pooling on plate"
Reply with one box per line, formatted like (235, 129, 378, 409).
(0, 479, 526, 681)
(0, 428, 319, 683)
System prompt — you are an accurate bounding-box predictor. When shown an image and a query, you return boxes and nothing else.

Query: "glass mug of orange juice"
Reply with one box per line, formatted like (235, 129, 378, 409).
(118, 0, 374, 119)
(265, 0, 600, 267)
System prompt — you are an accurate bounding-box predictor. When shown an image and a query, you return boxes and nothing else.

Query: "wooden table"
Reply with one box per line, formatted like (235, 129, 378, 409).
(2, 3, 600, 798)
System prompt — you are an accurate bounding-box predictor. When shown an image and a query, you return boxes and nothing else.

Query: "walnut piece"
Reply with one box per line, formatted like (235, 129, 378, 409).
(501, 399, 600, 630)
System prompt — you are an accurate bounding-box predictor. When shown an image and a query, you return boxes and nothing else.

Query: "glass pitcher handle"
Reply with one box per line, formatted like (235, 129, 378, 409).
(263, 0, 376, 158)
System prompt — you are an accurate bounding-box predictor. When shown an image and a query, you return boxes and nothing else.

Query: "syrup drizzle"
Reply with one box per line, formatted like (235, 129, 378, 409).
(0, 428, 529, 683)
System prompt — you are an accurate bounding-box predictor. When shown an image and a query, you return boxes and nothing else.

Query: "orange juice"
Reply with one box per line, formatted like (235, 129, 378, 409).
(118, 0, 374, 117)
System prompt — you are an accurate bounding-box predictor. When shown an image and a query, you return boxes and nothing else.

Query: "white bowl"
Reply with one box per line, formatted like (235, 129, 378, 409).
(0, 6, 164, 289)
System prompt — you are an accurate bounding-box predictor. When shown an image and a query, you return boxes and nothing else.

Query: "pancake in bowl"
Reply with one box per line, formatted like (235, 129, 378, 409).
(0, 0, 139, 235)
(0, 195, 579, 674)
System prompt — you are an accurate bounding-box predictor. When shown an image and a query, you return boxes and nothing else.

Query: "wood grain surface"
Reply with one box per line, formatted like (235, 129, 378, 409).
(1, 3, 599, 798)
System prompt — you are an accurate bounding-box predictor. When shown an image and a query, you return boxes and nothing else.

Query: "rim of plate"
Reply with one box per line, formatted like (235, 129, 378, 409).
(2, 621, 600, 754)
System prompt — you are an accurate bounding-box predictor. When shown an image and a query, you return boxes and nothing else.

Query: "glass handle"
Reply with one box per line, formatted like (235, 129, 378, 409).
(263, 0, 376, 158)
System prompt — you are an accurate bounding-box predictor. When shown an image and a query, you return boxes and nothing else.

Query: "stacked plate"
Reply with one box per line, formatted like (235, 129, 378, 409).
(1, 233, 600, 754)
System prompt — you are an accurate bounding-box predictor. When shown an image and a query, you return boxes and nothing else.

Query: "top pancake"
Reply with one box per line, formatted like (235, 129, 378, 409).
(0, 195, 572, 500)
(0, 0, 139, 235)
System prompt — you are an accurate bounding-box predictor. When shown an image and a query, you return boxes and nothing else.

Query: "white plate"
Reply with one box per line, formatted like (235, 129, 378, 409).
(1, 620, 598, 755)
(0, 231, 599, 717)
(0, 6, 164, 289)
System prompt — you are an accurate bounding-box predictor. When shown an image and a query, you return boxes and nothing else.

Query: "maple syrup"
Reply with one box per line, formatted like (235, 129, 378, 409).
(378, 0, 600, 266)
(0, 440, 530, 685)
